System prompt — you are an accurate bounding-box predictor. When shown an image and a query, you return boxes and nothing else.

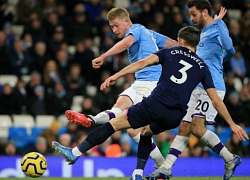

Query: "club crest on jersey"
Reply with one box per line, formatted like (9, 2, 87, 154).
(201, 31, 206, 38)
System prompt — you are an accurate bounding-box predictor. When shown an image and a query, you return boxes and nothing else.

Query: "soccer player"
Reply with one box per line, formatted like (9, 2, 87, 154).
(52, 26, 249, 180)
(157, 1, 240, 180)
(65, 7, 177, 169)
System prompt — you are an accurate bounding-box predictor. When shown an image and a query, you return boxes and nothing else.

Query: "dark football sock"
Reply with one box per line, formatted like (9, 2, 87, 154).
(136, 135, 152, 170)
(77, 122, 115, 153)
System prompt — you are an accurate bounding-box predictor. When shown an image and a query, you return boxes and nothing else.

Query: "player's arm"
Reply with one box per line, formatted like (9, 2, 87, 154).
(150, 30, 178, 48)
(92, 35, 134, 69)
(163, 38, 178, 47)
(100, 54, 159, 90)
(214, 8, 235, 61)
(206, 88, 249, 141)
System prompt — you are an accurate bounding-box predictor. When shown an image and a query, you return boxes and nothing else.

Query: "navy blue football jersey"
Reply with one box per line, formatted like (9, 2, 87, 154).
(152, 46, 215, 110)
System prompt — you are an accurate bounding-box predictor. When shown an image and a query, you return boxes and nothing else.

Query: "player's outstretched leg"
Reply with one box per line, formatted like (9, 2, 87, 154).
(65, 107, 122, 127)
(52, 141, 79, 165)
(65, 110, 95, 127)
(145, 165, 172, 180)
(224, 154, 242, 180)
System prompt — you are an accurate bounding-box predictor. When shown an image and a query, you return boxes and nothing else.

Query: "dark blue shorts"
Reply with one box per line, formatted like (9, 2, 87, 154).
(127, 96, 186, 134)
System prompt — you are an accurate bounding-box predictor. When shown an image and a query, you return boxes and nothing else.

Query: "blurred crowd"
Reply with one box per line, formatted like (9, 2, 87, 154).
(0, 0, 250, 157)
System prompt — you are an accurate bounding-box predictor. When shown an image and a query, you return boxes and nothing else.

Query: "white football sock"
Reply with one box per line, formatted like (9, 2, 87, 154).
(220, 147, 234, 162)
(111, 107, 122, 117)
(132, 134, 140, 143)
(150, 140, 164, 167)
(200, 129, 233, 162)
(165, 135, 189, 168)
(72, 147, 82, 156)
(93, 107, 122, 124)
(131, 169, 143, 179)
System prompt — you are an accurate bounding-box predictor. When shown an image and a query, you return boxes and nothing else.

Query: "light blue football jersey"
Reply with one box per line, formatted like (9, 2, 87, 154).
(124, 24, 168, 81)
(196, 20, 235, 91)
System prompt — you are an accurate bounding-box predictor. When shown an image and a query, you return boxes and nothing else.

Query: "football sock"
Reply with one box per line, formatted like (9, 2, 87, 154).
(220, 147, 234, 162)
(132, 133, 140, 143)
(72, 146, 82, 156)
(150, 140, 164, 167)
(77, 122, 115, 153)
(165, 135, 189, 168)
(131, 169, 143, 179)
(200, 129, 233, 162)
(93, 108, 122, 124)
(136, 135, 152, 170)
(133, 134, 164, 167)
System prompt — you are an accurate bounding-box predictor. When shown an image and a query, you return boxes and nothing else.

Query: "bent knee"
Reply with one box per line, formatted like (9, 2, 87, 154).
(191, 116, 206, 138)
(113, 96, 133, 110)
(178, 122, 191, 136)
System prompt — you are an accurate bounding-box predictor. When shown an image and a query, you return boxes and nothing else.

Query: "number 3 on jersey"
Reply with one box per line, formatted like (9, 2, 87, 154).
(170, 60, 193, 84)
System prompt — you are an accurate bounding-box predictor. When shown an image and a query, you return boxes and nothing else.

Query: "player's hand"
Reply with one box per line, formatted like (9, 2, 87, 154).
(92, 57, 104, 69)
(100, 75, 117, 90)
(230, 125, 249, 141)
(214, 6, 227, 20)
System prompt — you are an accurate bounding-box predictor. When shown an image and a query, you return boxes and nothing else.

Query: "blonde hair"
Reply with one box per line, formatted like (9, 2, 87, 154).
(107, 7, 130, 21)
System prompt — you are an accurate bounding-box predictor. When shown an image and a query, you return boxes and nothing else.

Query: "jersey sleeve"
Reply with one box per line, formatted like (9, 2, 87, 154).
(154, 48, 169, 64)
(201, 65, 215, 89)
(148, 29, 168, 48)
(215, 20, 235, 61)
(125, 28, 140, 43)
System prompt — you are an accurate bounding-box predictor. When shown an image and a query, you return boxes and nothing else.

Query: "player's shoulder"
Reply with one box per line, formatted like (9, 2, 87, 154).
(157, 47, 172, 53)
(158, 46, 193, 59)
(131, 24, 145, 30)
(201, 24, 219, 38)
(127, 24, 147, 35)
(172, 47, 207, 65)
(169, 46, 192, 53)
(215, 19, 228, 27)
(126, 24, 144, 37)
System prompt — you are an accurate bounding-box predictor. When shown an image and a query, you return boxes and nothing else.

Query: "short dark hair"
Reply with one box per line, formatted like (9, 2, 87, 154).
(187, 0, 212, 16)
(178, 26, 200, 47)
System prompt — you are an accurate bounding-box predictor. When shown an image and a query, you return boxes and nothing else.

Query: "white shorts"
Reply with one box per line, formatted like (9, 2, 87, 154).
(182, 86, 225, 125)
(120, 81, 158, 105)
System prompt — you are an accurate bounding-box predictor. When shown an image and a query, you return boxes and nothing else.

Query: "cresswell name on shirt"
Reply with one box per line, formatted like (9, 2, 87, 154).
(171, 49, 204, 69)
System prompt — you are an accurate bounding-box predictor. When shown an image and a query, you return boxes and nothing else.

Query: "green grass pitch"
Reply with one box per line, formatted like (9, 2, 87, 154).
(2, 177, 250, 180)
